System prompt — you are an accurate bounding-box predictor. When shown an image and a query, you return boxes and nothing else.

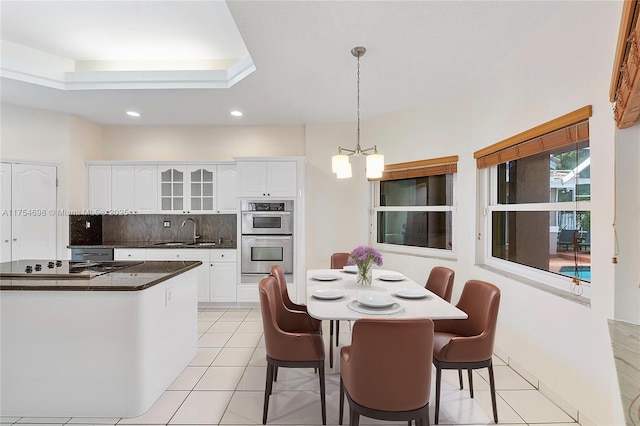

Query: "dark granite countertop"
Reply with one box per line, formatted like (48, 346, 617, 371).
(0, 260, 202, 291)
(68, 241, 237, 250)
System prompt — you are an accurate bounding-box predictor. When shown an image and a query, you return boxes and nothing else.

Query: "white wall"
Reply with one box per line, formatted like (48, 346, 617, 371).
(614, 122, 640, 324)
(101, 125, 305, 161)
(304, 122, 372, 268)
(0, 104, 104, 255)
(305, 2, 624, 425)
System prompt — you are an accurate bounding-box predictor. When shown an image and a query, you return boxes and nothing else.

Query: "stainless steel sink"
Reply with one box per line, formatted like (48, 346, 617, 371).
(153, 242, 186, 246)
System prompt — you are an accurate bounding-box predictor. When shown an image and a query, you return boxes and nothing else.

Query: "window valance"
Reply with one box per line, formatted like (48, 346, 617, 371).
(371, 155, 458, 181)
(474, 106, 592, 169)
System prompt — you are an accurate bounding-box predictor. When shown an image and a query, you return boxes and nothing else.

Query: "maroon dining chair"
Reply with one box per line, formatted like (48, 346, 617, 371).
(339, 318, 434, 426)
(425, 266, 455, 303)
(271, 264, 321, 332)
(259, 275, 326, 425)
(431, 280, 501, 424)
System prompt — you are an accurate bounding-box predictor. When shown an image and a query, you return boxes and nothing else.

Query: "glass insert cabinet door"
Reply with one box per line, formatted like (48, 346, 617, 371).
(189, 166, 215, 212)
(160, 166, 185, 212)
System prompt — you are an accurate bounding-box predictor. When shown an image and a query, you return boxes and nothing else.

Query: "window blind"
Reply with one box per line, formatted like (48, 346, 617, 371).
(474, 106, 592, 169)
(370, 155, 458, 181)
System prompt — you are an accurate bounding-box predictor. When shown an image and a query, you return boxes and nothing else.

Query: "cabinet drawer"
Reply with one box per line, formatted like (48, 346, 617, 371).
(210, 249, 236, 262)
(114, 249, 146, 260)
(145, 249, 209, 261)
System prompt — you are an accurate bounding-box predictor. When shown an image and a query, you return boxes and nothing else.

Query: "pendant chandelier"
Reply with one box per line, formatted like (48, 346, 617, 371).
(332, 46, 384, 179)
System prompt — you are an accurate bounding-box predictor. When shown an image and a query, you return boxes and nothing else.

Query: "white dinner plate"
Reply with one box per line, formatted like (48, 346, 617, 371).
(312, 274, 339, 281)
(312, 289, 346, 300)
(394, 288, 430, 299)
(378, 274, 405, 282)
(342, 265, 358, 274)
(356, 293, 395, 308)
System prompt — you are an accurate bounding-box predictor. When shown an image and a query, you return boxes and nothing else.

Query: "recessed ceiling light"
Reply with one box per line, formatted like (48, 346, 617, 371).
(230, 110, 243, 117)
(126, 111, 140, 117)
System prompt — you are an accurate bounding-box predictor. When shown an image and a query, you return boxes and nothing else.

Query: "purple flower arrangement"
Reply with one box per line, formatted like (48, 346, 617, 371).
(348, 245, 382, 285)
(348, 245, 384, 268)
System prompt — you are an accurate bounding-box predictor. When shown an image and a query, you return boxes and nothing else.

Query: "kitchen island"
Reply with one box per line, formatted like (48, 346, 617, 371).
(0, 259, 201, 418)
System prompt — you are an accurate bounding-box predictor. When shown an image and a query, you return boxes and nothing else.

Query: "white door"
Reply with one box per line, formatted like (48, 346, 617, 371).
(187, 165, 216, 213)
(216, 164, 238, 213)
(237, 162, 267, 197)
(111, 165, 135, 211)
(266, 162, 297, 197)
(11, 164, 57, 260)
(134, 165, 158, 213)
(88, 165, 111, 211)
(158, 165, 187, 213)
(210, 262, 237, 302)
(1, 163, 12, 262)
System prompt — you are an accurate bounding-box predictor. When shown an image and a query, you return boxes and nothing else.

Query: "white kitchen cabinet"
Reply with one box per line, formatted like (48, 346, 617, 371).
(88, 165, 111, 211)
(237, 161, 297, 197)
(133, 165, 158, 213)
(88, 163, 162, 214)
(158, 165, 187, 213)
(216, 164, 238, 212)
(209, 249, 237, 302)
(159, 164, 218, 214)
(111, 165, 134, 211)
(114, 248, 146, 260)
(187, 165, 216, 213)
(145, 249, 211, 302)
(1, 163, 57, 261)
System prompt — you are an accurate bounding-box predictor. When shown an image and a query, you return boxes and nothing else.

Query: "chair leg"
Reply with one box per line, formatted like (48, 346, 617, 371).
(274, 366, 278, 382)
(339, 378, 344, 425)
(488, 363, 498, 423)
(263, 364, 274, 424)
(458, 369, 463, 389)
(319, 364, 326, 425)
(329, 321, 334, 368)
(434, 366, 442, 424)
(350, 409, 360, 426)
(468, 369, 474, 398)
(336, 320, 340, 346)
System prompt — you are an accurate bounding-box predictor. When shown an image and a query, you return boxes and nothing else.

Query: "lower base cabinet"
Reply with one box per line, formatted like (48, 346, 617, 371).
(114, 248, 238, 303)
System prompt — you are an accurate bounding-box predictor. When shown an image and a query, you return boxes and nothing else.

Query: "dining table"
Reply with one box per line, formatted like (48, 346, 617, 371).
(306, 267, 468, 367)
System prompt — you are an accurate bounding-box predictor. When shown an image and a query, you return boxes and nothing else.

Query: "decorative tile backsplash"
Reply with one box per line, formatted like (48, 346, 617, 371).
(69, 214, 237, 245)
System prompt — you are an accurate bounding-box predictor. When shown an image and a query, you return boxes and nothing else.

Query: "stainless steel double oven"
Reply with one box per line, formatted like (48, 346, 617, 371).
(240, 200, 293, 275)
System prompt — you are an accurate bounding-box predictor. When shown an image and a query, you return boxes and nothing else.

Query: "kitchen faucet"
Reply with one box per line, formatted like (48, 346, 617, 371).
(181, 218, 200, 243)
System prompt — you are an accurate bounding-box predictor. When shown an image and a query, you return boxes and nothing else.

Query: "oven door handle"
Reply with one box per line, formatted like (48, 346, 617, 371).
(242, 211, 291, 215)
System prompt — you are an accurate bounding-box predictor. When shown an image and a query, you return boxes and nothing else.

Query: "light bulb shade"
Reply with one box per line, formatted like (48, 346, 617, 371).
(337, 162, 352, 179)
(366, 153, 385, 179)
(332, 154, 350, 174)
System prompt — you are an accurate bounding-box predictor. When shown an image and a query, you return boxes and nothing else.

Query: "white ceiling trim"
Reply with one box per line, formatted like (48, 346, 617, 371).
(1, 41, 255, 90)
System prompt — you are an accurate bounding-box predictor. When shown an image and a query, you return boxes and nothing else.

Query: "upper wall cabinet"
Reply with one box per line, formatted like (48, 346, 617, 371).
(88, 162, 237, 214)
(158, 165, 188, 213)
(216, 164, 238, 213)
(158, 163, 237, 214)
(237, 161, 297, 197)
(111, 165, 158, 214)
(88, 165, 111, 210)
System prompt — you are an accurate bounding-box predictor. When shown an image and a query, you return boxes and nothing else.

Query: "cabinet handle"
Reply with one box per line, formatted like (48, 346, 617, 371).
(4, 239, 8, 243)
(221, 254, 224, 258)
(12, 238, 17, 241)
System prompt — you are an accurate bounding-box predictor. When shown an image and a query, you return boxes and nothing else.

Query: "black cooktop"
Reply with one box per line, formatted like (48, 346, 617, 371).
(0, 260, 143, 280)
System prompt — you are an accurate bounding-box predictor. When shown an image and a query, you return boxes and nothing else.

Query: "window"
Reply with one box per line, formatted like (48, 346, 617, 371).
(372, 156, 457, 255)
(476, 106, 592, 297)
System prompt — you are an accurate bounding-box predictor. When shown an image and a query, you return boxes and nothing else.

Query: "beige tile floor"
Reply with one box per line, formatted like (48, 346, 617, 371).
(0, 307, 581, 426)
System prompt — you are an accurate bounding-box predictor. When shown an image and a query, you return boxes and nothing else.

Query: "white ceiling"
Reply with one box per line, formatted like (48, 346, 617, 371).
(0, 1, 565, 126)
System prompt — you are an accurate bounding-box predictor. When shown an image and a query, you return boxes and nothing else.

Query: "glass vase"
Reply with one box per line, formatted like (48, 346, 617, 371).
(356, 264, 373, 286)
